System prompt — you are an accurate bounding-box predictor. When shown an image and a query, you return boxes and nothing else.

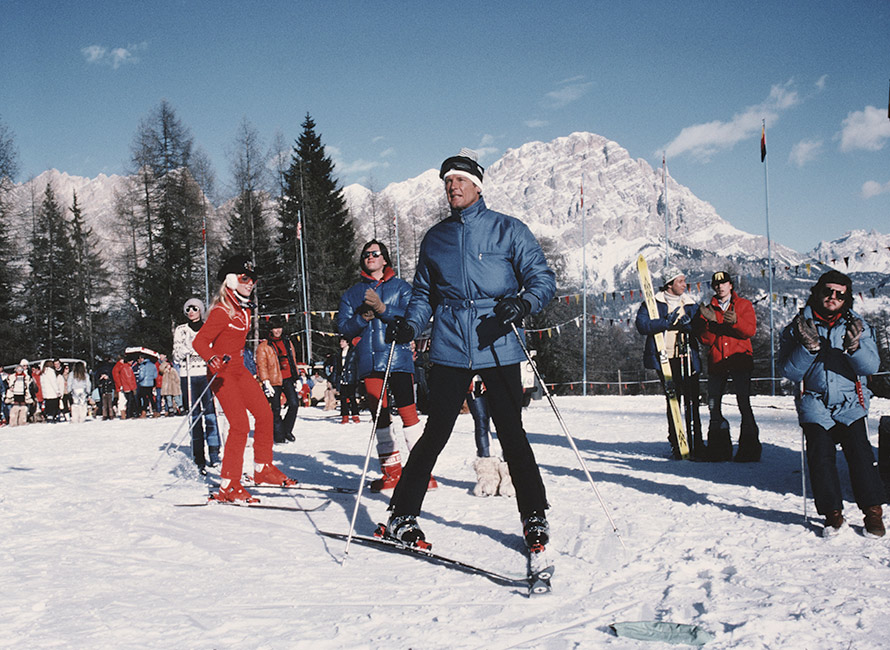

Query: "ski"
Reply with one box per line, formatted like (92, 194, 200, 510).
(319, 530, 533, 591)
(527, 550, 555, 595)
(175, 499, 331, 512)
(637, 254, 691, 459)
(239, 478, 357, 494)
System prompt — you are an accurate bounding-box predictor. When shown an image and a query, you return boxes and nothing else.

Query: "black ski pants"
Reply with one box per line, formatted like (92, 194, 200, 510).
(804, 417, 885, 515)
(390, 363, 547, 519)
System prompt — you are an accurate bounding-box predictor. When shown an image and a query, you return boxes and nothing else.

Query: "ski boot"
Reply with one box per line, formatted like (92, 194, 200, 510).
(379, 514, 431, 549)
(370, 452, 402, 493)
(212, 479, 259, 503)
(522, 510, 550, 553)
(253, 463, 298, 487)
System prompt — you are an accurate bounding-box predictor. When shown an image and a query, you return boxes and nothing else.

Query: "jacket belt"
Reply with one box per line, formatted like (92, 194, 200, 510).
(440, 297, 499, 309)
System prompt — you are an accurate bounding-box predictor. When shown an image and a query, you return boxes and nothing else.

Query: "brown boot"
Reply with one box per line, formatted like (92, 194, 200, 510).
(863, 505, 885, 538)
(823, 510, 845, 537)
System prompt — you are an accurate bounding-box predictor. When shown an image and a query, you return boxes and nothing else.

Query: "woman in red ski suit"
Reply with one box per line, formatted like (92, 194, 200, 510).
(193, 255, 296, 502)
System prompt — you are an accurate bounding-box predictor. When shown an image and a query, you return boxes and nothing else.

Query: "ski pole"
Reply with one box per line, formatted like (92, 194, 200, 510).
(150, 356, 227, 471)
(511, 323, 627, 552)
(344, 340, 397, 557)
(801, 426, 808, 525)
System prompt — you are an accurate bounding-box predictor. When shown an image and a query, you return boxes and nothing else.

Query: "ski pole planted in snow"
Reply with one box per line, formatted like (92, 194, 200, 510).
(150, 355, 228, 472)
(344, 340, 397, 557)
(511, 323, 627, 552)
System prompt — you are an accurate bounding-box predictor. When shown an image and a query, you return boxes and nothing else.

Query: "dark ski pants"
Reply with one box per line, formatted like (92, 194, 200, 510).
(467, 390, 493, 457)
(390, 363, 547, 519)
(339, 383, 360, 418)
(707, 367, 756, 429)
(269, 376, 300, 442)
(657, 358, 701, 456)
(804, 417, 885, 516)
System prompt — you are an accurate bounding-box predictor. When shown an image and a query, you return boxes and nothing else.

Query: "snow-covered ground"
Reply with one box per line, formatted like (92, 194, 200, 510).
(3, 395, 890, 649)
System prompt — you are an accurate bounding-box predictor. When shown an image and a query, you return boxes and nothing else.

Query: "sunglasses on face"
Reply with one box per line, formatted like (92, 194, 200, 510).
(362, 250, 383, 259)
(821, 287, 847, 300)
(185, 305, 200, 312)
(237, 274, 256, 284)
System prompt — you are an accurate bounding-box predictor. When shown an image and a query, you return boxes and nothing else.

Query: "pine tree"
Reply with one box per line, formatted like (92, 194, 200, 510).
(223, 119, 279, 328)
(0, 118, 22, 360)
(68, 191, 111, 361)
(25, 184, 77, 358)
(127, 100, 211, 351)
(276, 114, 357, 362)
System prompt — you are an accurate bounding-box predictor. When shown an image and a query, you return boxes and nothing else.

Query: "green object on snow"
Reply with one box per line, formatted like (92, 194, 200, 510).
(610, 621, 714, 645)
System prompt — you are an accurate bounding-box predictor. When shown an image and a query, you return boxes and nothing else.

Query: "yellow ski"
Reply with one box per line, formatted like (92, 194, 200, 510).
(637, 255, 690, 459)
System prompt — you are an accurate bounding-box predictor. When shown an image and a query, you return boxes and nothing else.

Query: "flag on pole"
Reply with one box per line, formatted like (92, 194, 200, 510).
(760, 123, 767, 162)
(580, 180, 584, 210)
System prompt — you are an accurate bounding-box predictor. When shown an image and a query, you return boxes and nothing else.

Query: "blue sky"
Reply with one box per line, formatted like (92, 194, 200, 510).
(2, 1, 889, 253)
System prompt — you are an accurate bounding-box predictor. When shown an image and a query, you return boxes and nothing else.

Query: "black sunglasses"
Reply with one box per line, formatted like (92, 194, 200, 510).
(821, 287, 847, 300)
(186, 305, 200, 312)
(362, 250, 383, 259)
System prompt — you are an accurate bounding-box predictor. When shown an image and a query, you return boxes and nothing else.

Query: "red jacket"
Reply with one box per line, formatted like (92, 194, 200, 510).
(694, 291, 756, 373)
(192, 290, 251, 374)
(112, 359, 137, 392)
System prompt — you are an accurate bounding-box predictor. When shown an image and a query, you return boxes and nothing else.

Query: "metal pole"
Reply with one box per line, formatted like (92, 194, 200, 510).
(298, 159, 312, 364)
(345, 341, 397, 556)
(661, 153, 671, 268)
(511, 324, 626, 551)
(151, 367, 220, 471)
(763, 119, 776, 396)
(581, 185, 587, 396)
(394, 208, 402, 278)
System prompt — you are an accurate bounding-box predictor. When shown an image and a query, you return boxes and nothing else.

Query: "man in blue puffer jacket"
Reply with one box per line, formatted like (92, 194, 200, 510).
(338, 239, 433, 493)
(384, 148, 556, 552)
(779, 269, 884, 538)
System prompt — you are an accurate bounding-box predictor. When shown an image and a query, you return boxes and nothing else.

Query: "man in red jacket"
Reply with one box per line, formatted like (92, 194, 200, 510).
(112, 354, 138, 419)
(694, 271, 761, 462)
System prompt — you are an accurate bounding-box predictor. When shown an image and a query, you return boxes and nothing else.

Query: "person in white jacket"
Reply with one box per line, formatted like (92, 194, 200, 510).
(40, 360, 65, 423)
(172, 298, 220, 472)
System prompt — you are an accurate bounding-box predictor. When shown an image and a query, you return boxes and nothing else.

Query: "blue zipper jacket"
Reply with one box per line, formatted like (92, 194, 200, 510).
(337, 267, 415, 379)
(779, 305, 879, 428)
(404, 197, 555, 369)
(635, 291, 701, 373)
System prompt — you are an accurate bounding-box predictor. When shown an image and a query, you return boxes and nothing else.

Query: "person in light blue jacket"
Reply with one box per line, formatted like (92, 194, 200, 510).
(384, 149, 556, 552)
(134, 355, 158, 416)
(338, 239, 429, 493)
(779, 269, 884, 538)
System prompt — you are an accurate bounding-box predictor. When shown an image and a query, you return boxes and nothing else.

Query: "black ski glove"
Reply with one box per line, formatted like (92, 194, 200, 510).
(385, 316, 415, 344)
(494, 297, 531, 326)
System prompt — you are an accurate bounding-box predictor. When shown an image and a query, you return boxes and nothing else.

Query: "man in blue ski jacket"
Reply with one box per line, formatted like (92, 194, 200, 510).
(779, 269, 884, 538)
(384, 148, 556, 552)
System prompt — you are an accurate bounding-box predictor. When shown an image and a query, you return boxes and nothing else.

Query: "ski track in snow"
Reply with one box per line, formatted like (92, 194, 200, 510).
(2, 395, 890, 649)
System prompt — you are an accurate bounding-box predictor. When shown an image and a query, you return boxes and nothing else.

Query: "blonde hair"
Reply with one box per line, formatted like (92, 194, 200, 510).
(211, 282, 239, 320)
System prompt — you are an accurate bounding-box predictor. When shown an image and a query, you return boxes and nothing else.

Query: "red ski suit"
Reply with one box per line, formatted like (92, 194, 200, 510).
(193, 290, 274, 482)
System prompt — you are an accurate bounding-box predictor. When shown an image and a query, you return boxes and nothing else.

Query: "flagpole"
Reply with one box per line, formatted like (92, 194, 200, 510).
(581, 181, 587, 396)
(663, 153, 669, 266)
(762, 119, 776, 396)
(394, 208, 402, 278)
(298, 159, 312, 364)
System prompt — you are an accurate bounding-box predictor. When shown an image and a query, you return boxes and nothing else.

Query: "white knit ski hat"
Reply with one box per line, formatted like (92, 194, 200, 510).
(440, 148, 484, 192)
(183, 298, 205, 319)
(661, 266, 684, 287)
